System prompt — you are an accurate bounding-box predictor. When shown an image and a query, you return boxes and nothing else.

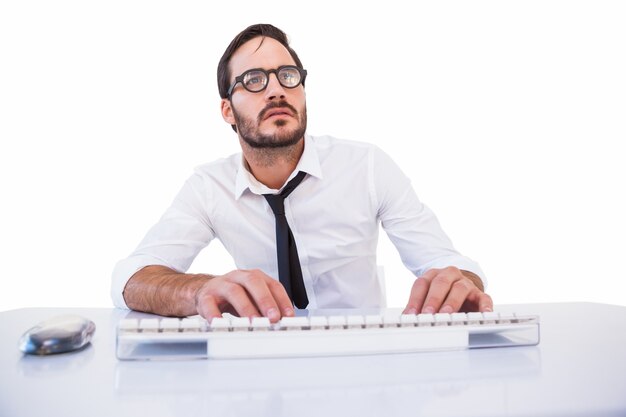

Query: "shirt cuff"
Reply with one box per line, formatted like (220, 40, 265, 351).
(415, 258, 488, 290)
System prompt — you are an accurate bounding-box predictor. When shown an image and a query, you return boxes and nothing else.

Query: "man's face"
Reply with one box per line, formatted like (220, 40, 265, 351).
(221, 37, 307, 149)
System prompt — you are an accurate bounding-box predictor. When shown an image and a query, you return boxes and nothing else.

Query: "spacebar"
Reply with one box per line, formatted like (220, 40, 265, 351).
(206, 327, 469, 359)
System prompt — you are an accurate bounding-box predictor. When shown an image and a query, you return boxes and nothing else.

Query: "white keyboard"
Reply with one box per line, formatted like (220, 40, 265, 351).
(116, 311, 539, 360)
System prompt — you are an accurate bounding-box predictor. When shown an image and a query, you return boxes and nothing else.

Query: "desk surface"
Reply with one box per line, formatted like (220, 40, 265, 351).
(1, 303, 625, 417)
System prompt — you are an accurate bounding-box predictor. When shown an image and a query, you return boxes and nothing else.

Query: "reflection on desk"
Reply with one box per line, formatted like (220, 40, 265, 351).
(1, 303, 625, 417)
(114, 347, 541, 416)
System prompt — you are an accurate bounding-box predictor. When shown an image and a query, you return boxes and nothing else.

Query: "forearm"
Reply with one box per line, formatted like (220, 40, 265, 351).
(123, 265, 214, 317)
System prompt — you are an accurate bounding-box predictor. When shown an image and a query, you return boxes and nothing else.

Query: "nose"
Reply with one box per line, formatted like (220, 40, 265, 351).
(264, 72, 286, 101)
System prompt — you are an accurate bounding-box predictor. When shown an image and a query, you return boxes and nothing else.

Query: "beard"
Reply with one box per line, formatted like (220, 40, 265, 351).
(232, 100, 307, 149)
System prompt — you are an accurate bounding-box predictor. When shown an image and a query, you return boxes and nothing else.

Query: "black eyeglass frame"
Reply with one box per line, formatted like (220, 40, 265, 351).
(227, 65, 307, 98)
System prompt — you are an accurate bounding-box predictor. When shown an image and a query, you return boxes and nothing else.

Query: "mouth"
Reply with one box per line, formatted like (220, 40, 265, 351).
(263, 108, 294, 120)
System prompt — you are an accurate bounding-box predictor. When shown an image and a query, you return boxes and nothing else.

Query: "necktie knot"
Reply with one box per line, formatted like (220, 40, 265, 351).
(263, 171, 307, 216)
(264, 194, 286, 216)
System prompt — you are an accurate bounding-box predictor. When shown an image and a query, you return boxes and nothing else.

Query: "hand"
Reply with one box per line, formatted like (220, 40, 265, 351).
(403, 266, 493, 314)
(194, 269, 295, 323)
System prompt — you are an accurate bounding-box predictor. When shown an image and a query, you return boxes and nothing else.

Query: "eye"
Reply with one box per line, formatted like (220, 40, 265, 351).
(278, 68, 300, 86)
(243, 71, 267, 91)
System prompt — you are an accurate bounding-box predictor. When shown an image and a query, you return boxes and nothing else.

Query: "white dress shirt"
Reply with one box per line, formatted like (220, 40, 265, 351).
(111, 134, 485, 309)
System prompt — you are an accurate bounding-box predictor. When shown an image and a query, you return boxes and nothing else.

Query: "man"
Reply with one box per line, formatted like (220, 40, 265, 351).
(112, 24, 493, 322)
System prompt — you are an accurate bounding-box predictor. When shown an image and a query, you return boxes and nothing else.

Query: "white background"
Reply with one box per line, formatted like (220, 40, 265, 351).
(1, 0, 624, 311)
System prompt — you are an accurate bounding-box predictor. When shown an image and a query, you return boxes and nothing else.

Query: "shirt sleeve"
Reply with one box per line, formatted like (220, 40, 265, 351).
(371, 146, 487, 286)
(110, 172, 216, 309)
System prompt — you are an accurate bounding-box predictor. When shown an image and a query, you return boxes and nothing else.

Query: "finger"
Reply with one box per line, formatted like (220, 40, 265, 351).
(461, 290, 494, 313)
(421, 271, 457, 314)
(477, 292, 494, 312)
(403, 276, 431, 314)
(232, 271, 286, 322)
(404, 269, 440, 314)
(195, 294, 223, 322)
(218, 281, 262, 319)
(439, 279, 473, 313)
(265, 278, 296, 318)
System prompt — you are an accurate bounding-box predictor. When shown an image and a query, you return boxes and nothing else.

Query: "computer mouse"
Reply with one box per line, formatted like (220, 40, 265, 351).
(19, 314, 96, 355)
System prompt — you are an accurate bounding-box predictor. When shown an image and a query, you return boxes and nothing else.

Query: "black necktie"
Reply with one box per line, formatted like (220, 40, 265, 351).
(263, 171, 309, 308)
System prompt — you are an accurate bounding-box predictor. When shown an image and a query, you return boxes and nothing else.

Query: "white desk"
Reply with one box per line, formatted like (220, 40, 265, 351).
(1, 303, 625, 417)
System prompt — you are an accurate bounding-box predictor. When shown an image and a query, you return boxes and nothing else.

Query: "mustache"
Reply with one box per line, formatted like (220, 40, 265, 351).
(258, 101, 298, 122)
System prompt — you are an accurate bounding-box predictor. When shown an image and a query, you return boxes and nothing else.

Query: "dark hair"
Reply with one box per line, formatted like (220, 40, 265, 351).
(217, 24, 304, 99)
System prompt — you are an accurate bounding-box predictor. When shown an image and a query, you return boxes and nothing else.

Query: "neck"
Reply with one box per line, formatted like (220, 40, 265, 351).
(241, 138, 305, 189)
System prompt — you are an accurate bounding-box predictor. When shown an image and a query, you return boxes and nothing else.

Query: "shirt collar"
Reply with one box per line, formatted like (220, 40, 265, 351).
(234, 134, 323, 199)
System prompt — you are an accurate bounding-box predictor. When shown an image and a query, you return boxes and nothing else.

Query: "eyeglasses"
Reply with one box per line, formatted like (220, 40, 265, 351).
(227, 65, 307, 98)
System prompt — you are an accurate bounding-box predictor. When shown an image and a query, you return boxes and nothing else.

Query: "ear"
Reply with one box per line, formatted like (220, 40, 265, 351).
(221, 98, 236, 125)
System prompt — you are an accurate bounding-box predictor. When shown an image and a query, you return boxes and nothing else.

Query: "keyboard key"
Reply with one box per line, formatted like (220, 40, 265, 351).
(383, 314, 401, 327)
(118, 319, 139, 332)
(364, 315, 383, 328)
(346, 315, 365, 328)
(309, 316, 328, 330)
(327, 316, 346, 329)
(181, 317, 204, 332)
(467, 312, 483, 323)
(210, 317, 230, 331)
(417, 314, 434, 326)
(160, 318, 180, 332)
(482, 311, 499, 324)
(139, 319, 159, 332)
(231, 317, 251, 331)
(451, 313, 467, 324)
(280, 317, 309, 330)
(498, 312, 516, 324)
(400, 314, 417, 327)
(250, 317, 271, 331)
(434, 313, 452, 326)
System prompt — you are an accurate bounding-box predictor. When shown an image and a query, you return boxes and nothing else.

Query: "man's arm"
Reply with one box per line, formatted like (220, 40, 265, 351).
(123, 266, 210, 317)
(368, 147, 491, 313)
(123, 265, 295, 322)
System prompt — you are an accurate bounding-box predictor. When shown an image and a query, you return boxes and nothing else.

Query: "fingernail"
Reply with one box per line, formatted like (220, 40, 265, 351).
(483, 306, 493, 312)
(267, 308, 279, 320)
(284, 307, 295, 316)
(405, 307, 417, 315)
(440, 305, 453, 314)
(423, 306, 435, 314)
